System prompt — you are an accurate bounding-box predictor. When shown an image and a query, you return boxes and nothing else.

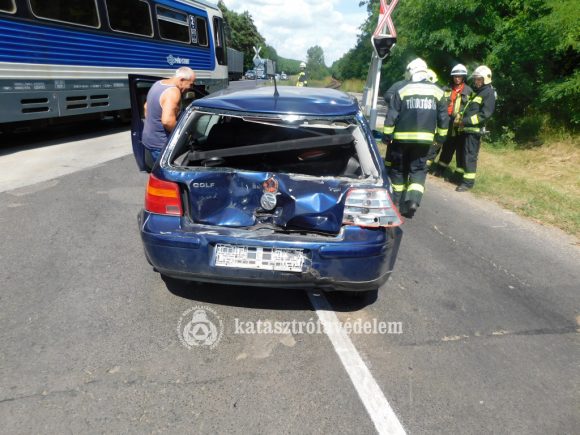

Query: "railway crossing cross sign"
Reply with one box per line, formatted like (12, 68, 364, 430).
(362, 0, 399, 132)
(372, 0, 398, 59)
(253, 46, 263, 67)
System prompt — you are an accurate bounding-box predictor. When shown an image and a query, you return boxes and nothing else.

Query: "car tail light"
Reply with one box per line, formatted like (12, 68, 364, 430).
(343, 188, 402, 228)
(145, 174, 183, 216)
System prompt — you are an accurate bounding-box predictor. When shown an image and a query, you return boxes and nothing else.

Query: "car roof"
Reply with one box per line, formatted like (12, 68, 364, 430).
(193, 86, 359, 117)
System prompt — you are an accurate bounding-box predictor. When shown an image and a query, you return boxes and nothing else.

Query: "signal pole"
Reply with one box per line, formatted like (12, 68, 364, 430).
(362, 0, 398, 133)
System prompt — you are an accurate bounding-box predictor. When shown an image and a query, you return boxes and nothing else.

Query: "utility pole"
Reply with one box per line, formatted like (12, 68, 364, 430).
(361, 0, 398, 133)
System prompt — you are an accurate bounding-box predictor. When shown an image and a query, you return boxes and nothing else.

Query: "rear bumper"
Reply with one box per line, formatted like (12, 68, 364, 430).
(139, 211, 402, 291)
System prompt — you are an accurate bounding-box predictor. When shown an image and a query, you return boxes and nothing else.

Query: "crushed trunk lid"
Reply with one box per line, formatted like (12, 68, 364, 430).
(185, 171, 354, 234)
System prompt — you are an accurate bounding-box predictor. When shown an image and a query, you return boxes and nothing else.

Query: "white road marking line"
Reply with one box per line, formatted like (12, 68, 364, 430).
(307, 291, 406, 435)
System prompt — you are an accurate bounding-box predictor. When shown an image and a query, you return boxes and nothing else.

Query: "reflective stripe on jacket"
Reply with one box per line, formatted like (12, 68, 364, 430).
(461, 84, 496, 134)
(383, 80, 449, 145)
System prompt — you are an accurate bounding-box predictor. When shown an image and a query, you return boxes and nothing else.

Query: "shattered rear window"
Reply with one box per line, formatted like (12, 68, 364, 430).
(171, 112, 376, 179)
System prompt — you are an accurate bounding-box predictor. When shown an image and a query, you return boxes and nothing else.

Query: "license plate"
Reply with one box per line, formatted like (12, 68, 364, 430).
(214, 244, 305, 272)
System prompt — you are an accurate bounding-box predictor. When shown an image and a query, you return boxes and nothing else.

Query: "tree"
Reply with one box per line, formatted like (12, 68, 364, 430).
(306, 45, 329, 80)
(218, 1, 303, 74)
(538, 0, 580, 126)
(277, 57, 301, 75)
(332, 0, 580, 133)
(218, 1, 266, 70)
(262, 45, 278, 63)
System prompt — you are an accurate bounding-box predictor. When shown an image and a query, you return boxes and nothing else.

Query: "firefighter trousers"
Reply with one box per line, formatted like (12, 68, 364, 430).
(457, 133, 481, 187)
(384, 141, 393, 168)
(388, 141, 430, 206)
(438, 133, 463, 168)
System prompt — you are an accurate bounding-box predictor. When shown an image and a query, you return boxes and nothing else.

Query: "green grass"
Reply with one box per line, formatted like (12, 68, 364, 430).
(473, 140, 580, 236)
(474, 170, 579, 235)
(264, 76, 365, 92)
(269, 75, 333, 88)
(339, 78, 365, 93)
(379, 138, 580, 236)
(303, 76, 334, 88)
(438, 140, 580, 236)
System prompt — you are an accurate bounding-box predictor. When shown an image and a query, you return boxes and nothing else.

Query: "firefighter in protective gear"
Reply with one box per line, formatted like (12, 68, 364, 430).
(455, 65, 496, 191)
(382, 78, 408, 170)
(432, 63, 472, 179)
(382, 58, 449, 218)
(382, 62, 420, 170)
(296, 62, 308, 87)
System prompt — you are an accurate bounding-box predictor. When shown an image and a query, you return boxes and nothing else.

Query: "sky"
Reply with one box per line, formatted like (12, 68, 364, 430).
(221, 0, 368, 65)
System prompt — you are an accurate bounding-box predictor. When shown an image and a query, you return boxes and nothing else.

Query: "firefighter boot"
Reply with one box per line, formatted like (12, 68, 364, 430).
(401, 200, 419, 218)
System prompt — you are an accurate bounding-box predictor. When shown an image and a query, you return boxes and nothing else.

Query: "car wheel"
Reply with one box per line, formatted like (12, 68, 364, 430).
(344, 288, 378, 304)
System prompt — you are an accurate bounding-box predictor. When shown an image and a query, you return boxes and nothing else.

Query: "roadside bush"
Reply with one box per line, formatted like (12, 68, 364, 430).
(540, 71, 580, 129)
(515, 115, 544, 145)
(485, 125, 516, 149)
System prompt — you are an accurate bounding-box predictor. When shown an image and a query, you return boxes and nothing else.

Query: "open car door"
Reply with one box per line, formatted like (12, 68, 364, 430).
(128, 74, 161, 172)
(128, 74, 209, 172)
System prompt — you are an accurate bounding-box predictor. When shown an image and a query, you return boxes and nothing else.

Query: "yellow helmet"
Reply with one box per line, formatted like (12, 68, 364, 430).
(472, 65, 492, 85)
(426, 69, 438, 84)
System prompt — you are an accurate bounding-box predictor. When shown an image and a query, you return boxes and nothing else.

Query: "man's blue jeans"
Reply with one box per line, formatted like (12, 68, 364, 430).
(144, 147, 162, 171)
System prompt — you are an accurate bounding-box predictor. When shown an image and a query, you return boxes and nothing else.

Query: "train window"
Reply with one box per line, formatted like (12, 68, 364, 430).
(29, 0, 100, 28)
(196, 17, 208, 47)
(213, 17, 226, 65)
(213, 17, 223, 48)
(105, 0, 153, 37)
(0, 0, 16, 13)
(157, 5, 190, 44)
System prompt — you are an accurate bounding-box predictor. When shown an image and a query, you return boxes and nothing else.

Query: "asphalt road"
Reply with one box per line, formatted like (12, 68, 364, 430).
(0, 117, 578, 434)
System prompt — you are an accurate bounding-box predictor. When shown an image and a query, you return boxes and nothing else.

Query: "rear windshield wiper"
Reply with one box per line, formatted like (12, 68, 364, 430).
(189, 133, 353, 161)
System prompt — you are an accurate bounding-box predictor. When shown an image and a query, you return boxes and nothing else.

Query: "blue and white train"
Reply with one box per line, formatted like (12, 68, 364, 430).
(0, 0, 229, 127)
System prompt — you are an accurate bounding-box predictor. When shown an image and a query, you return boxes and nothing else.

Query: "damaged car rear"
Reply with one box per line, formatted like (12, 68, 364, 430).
(130, 83, 403, 297)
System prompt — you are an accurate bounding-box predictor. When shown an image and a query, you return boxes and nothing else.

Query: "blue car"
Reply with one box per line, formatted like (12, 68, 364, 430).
(129, 79, 403, 298)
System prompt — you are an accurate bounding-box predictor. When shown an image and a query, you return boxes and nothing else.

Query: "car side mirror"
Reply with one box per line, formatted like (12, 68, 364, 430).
(182, 85, 209, 110)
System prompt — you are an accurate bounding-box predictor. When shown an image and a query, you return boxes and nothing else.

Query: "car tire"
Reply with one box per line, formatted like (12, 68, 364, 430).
(344, 288, 378, 304)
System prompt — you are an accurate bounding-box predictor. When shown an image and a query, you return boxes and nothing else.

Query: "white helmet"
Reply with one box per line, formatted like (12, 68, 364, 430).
(299, 61, 306, 68)
(406, 58, 428, 78)
(426, 69, 438, 84)
(451, 63, 468, 76)
(472, 65, 492, 84)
